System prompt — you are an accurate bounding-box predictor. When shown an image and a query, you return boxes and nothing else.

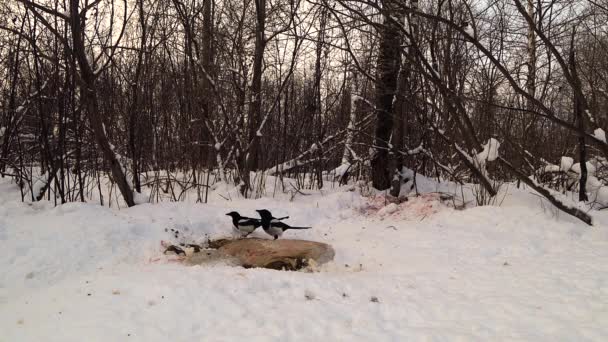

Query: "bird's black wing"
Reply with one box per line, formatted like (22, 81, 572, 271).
(238, 217, 262, 228)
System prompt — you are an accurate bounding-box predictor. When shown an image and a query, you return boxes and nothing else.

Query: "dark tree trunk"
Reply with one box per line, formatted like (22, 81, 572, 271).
(129, 0, 147, 194)
(390, 2, 419, 198)
(570, 29, 588, 202)
(312, 8, 327, 189)
(202, 0, 215, 171)
(0, 21, 25, 175)
(372, 3, 401, 190)
(241, 0, 266, 196)
(69, 0, 135, 207)
(389, 64, 409, 198)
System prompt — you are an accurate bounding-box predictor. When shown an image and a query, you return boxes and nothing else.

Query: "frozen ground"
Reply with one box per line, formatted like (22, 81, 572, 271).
(1, 176, 608, 341)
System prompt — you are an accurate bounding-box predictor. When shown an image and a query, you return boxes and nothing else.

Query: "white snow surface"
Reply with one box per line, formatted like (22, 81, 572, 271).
(1, 178, 608, 341)
(133, 192, 149, 205)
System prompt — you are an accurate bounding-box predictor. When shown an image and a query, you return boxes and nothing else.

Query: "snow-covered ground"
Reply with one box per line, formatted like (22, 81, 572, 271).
(1, 176, 608, 341)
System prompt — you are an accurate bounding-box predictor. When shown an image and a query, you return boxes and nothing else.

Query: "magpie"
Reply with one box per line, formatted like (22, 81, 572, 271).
(256, 209, 311, 240)
(226, 211, 290, 237)
(226, 211, 262, 237)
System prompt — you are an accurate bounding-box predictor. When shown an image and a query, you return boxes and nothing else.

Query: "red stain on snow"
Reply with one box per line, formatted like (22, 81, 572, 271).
(361, 193, 443, 220)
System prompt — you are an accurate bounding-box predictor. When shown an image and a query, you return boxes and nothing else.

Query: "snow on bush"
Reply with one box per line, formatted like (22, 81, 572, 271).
(541, 155, 608, 207)
(592, 186, 608, 206)
(594, 128, 606, 143)
(475, 138, 500, 166)
(332, 163, 351, 179)
(560, 156, 574, 172)
(571, 161, 596, 176)
(543, 164, 561, 173)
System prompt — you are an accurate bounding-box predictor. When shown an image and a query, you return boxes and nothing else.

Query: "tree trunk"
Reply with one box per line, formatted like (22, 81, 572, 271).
(202, 0, 214, 169)
(69, 0, 135, 207)
(241, 0, 266, 196)
(389, 65, 409, 198)
(312, 8, 327, 189)
(525, 0, 536, 107)
(390, 2, 418, 197)
(570, 28, 588, 202)
(372, 2, 402, 190)
(0, 22, 25, 175)
(129, 0, 147, 194)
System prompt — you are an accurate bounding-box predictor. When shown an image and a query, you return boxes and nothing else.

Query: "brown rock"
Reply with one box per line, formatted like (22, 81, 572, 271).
(183, 248, 239, 266)
(218, 238, 335, 271)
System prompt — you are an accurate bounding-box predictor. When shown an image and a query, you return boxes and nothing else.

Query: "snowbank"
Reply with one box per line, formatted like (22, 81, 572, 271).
(1, 178, 608, 341)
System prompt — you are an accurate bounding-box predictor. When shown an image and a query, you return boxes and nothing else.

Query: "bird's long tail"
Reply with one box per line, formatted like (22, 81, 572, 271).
(287, 226, 311, 230)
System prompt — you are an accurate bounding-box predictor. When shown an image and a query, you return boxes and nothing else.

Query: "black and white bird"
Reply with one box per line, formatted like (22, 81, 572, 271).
(226, 211, 290, 237)
(256, 209, 311, 240)
(226, 211, 262, 237)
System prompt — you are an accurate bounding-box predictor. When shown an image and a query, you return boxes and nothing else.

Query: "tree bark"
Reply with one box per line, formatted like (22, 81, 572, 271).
(69, 0, 135, 207)
(390, 1, 418, 197)
(372, 2, 402, 190)
(241, 0, 266, 196)
(570, 28, 588, 202)
(202, 0, 214, 169)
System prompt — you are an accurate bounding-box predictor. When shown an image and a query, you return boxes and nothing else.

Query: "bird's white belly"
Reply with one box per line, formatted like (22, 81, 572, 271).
(266, 226, 283, 237)
(236, 224, 256, 233)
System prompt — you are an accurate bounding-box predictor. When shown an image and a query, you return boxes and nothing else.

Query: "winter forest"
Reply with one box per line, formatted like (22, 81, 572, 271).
(2, 0, 608, 340)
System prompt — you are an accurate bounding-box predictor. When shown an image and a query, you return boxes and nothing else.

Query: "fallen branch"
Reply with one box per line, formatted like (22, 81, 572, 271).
(498, 157, 593, 226)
